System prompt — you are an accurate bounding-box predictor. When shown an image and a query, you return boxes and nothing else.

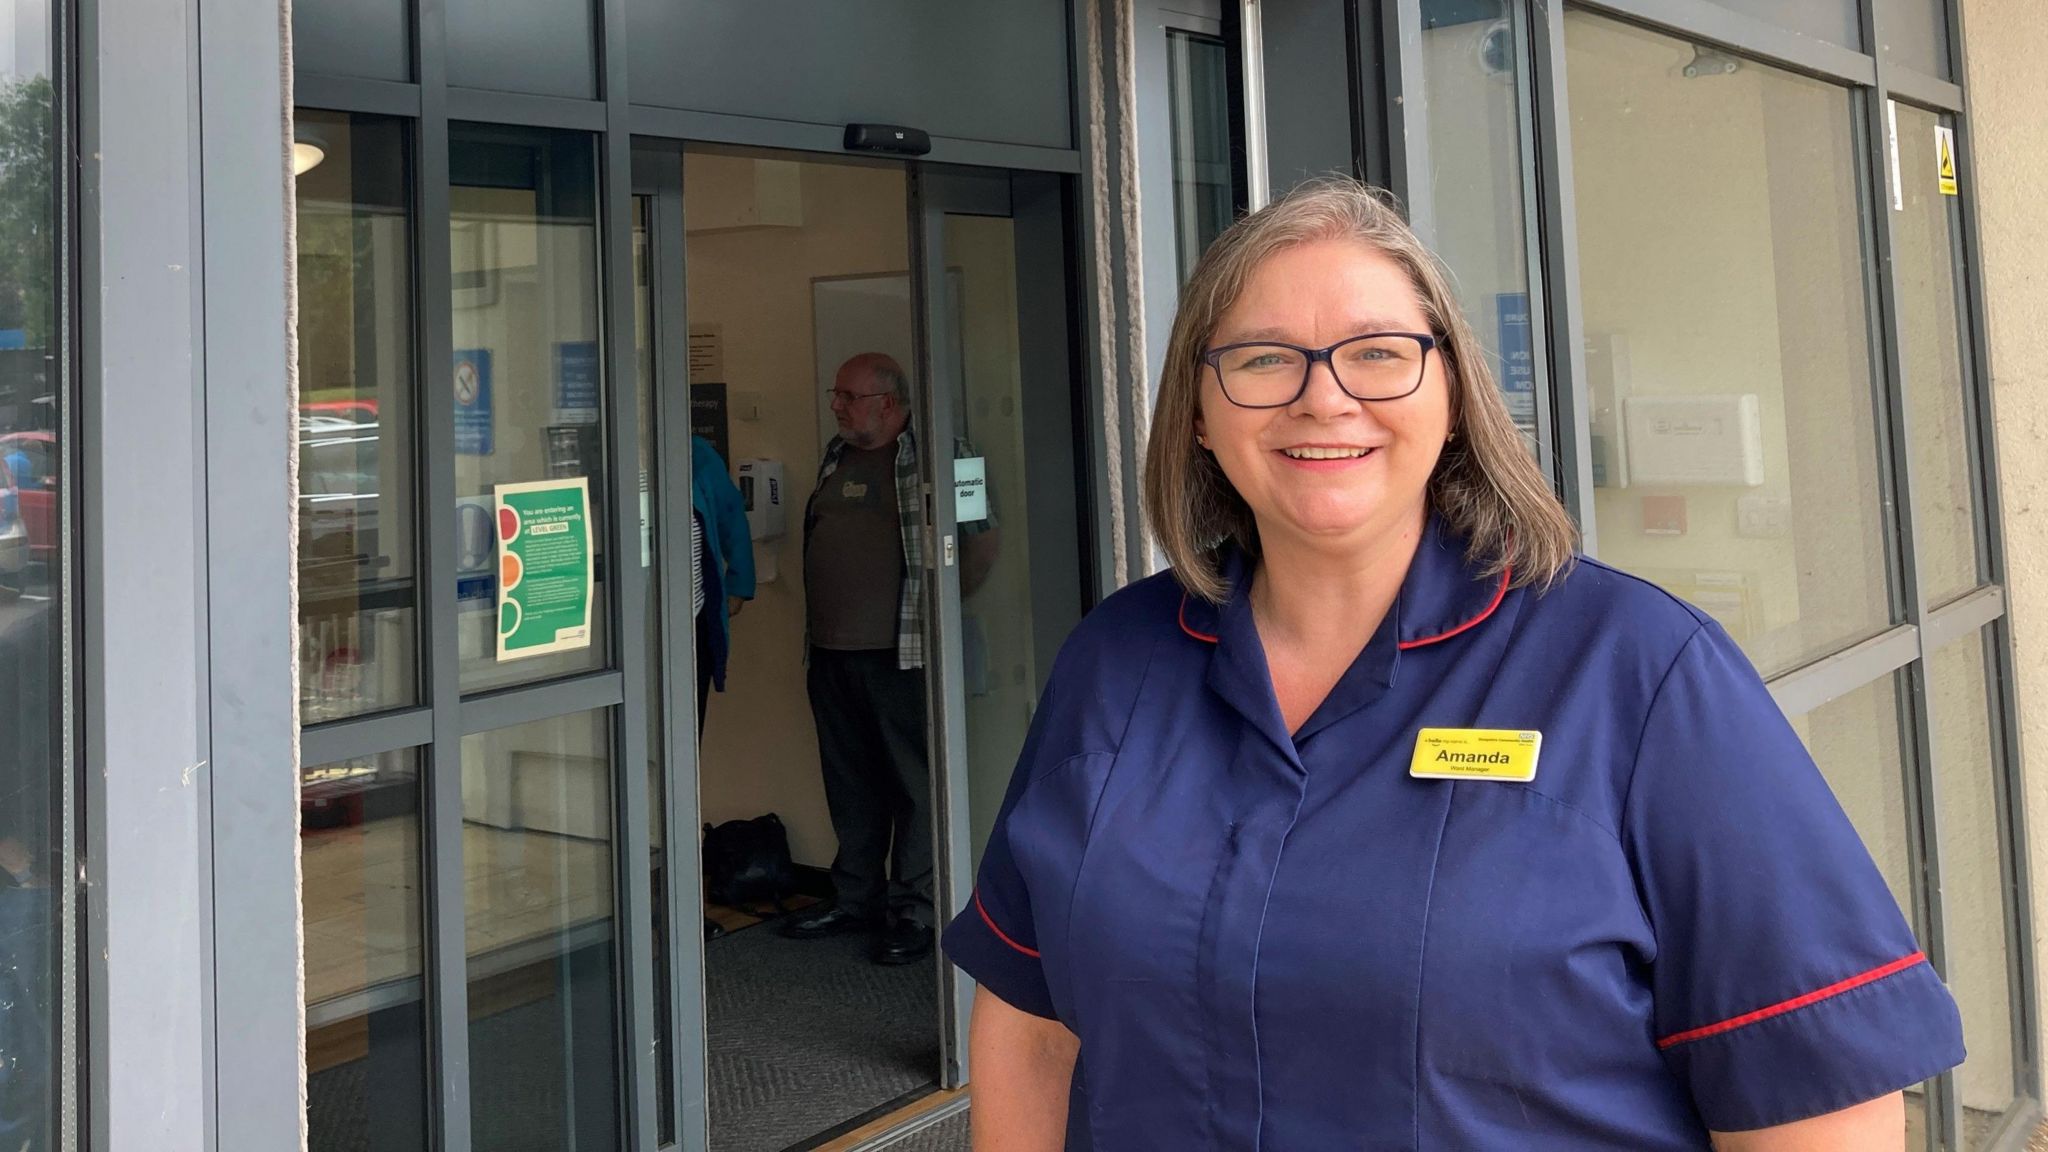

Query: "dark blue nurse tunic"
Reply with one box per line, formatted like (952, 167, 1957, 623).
(942, 517, 1964, 1150)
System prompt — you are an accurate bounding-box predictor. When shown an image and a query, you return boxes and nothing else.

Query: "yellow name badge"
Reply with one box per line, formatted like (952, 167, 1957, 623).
(1409, 728, 1542, 783)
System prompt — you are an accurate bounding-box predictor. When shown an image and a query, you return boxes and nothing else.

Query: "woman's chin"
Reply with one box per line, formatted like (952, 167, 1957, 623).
(1264, 503, 1382, 542)
(1254, 488, 1427, 546)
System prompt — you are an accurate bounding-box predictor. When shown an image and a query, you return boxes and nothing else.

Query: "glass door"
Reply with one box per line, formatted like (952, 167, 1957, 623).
(630, 146, 707, 1150)
(915, 167, 1090, 1083)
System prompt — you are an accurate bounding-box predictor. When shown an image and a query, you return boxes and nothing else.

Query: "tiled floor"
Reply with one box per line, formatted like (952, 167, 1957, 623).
(303, 817, 614, 1010)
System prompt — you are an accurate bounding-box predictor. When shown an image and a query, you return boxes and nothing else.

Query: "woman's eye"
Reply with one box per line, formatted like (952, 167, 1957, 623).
(1346, 342, 1408, 365)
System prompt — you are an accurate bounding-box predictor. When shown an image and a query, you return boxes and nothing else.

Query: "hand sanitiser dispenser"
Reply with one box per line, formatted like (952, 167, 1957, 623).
(735, 457, 786, 581)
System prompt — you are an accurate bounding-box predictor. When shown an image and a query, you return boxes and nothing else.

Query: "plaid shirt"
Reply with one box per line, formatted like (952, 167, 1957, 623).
(807, 426, 990, 671)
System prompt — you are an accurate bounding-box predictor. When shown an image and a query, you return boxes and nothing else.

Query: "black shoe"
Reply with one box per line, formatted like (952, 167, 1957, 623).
(779, 905, 876, 940)
(704, 918, 726, 941)
(873, 920, 934, 966)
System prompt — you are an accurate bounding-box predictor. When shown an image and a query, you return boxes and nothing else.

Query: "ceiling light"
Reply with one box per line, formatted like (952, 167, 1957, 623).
(292, 141, 326, 177)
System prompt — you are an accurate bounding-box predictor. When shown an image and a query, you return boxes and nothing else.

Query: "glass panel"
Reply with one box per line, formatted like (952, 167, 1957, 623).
(1929, 628, 2019, 1143)
(297, 111, 420, 722)
(1567, 14, 1890, 676)
(1419, 0, 1543, 449)
(462, 710, 619, 1148)
(1787, 675, 1916, 933)
(293, 0, 410, 83)
(1703, 0, 1859, 51)
(1167, 30, 1234, 283)
(683, 148, 938, 1150)
(0, 0, 57, 1137)
(625, 1, 1071, 151)
(1787, 673, 1920, 1145)
(445, 0, 596, 100)
(303, 750, 429, 1152)
(1893, 103, 1981, 607)
(630, 195, 679, 1145)
(938, 210, 1092, 869)
(450, 126, 609, 693)
(1884, 0, 1952, 81)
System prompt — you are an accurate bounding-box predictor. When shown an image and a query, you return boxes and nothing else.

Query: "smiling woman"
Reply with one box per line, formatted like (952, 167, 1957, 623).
(944, 177, 1963, 1152)
(1147, 178, 1574, 606)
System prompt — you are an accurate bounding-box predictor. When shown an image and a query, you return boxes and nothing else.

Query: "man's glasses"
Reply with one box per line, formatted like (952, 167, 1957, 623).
(825, 388, 894, 406)
(1201, 332, 1437, 409)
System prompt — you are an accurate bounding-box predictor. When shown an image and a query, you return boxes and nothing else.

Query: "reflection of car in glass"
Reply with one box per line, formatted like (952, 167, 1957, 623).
(0, 457, 29, 580)
(298, 410, 380, 574)
(0, 432, 53, 564)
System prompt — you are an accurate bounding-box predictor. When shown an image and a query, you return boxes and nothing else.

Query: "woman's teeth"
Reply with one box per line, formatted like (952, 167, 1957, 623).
(1281, 446, 1372, 460)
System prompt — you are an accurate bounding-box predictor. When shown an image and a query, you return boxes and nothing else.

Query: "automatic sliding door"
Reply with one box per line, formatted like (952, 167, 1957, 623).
(916, 168, 1088, 1085)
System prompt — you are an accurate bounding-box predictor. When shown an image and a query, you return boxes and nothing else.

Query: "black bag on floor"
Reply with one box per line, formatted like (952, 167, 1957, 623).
(702, 813, 797, 909)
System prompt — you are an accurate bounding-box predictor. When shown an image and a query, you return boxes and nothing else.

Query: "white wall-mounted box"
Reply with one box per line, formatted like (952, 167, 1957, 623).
(1623, 394, 1766, 487)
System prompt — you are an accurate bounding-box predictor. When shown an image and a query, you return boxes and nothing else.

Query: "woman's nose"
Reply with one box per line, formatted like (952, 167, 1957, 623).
(1291, 357, 1356, 418)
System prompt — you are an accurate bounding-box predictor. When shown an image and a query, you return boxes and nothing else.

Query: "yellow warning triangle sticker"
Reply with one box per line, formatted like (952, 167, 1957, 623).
(1937, 127, 1959, 196)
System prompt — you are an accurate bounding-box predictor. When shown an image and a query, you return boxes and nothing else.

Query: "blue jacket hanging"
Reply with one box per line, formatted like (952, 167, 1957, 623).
(691, 436, 754, 690)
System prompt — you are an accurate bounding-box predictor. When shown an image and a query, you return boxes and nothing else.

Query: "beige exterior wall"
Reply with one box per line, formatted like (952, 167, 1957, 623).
(1961, 0, 2048, 1105)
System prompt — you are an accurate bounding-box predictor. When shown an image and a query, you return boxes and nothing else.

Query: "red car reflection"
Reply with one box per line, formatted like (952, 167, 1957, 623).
(0, 432, 54, 563)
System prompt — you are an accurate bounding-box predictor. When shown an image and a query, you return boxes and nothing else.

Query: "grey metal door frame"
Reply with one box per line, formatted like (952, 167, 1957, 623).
(913, 164, 1082, 1088)
(629, 142, 710, 1152)
(912, 165, 1012, 1090)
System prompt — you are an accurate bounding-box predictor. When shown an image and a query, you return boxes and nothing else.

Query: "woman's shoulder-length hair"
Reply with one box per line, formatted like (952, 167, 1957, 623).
(1141, 175, 1580, 603)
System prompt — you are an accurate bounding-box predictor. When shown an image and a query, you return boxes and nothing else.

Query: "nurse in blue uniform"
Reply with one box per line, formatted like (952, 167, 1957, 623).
(941, 178, 1964, 1151)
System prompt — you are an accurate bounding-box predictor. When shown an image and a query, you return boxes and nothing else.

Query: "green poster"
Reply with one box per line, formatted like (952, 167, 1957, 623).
(494, 477, 595, 660)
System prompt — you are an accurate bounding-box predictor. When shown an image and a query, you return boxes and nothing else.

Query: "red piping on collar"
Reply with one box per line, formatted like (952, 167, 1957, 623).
(1180, 567, 1511, 649)
(1397, 565, 1511, 650)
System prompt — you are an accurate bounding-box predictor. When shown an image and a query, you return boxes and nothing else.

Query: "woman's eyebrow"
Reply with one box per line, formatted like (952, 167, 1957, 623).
(1216, 319, 1419, 343)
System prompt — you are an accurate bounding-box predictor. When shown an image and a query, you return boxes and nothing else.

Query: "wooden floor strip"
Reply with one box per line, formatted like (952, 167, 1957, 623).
(811, 1088, 967, 1152)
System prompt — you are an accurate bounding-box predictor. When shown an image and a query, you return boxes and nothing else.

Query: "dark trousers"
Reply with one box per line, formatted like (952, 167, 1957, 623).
(806, 646, 933, 927)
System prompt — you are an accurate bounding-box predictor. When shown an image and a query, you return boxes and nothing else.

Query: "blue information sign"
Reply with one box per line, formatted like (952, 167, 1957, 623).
(454, 348, 494, 455)
(554, 340, 600, 424)
(1495, 292, 1534, 426)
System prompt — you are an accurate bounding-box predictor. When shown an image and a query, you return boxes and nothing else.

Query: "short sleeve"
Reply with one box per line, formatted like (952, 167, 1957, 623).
(940, 665, 1061, 1020)
(1622, 622, 1964, 1132)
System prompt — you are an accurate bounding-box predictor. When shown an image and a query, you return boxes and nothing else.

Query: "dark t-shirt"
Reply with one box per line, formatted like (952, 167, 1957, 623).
(804, 444, 902, 651)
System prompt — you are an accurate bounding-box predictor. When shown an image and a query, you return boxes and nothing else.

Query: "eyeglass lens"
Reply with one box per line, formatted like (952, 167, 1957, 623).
(1212, 335, 1427, 407)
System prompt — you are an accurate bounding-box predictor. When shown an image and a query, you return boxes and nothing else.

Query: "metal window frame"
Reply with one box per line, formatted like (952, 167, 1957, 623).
(1473, 0, 2037, 1145)
(628, 140, 709, 1152)
(294, 3, 662, 1146)
(1379, 0, 1579, 527)
(83, 0, 316, 1142)
(290, 2, 1097, 1148)
(1132, 0, 1224, 426)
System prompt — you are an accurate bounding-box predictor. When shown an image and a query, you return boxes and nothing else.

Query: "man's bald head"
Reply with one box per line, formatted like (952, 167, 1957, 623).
(834, 352, 909, 400)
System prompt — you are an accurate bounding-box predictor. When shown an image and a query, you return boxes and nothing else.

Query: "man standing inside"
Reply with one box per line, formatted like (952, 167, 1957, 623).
(781, 352, 992, 966)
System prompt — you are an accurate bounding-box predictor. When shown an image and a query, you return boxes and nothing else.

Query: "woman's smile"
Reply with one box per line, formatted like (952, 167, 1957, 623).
(1274, 442, 1382, 471)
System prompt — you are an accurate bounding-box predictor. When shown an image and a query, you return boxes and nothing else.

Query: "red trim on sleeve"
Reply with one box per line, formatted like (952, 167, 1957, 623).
(1398, 566, 1512, 650)
(1178, 595, 1220, 644)
(975, 890, 1041, 959)
(1655, 952, 1928, 1050)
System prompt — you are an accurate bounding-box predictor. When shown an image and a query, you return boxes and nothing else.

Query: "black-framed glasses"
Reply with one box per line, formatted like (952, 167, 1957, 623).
(1201, 332, 1437, 409)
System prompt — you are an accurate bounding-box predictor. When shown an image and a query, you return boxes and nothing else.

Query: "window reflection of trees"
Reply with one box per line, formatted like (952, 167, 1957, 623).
(0, 45, 56, 1152)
